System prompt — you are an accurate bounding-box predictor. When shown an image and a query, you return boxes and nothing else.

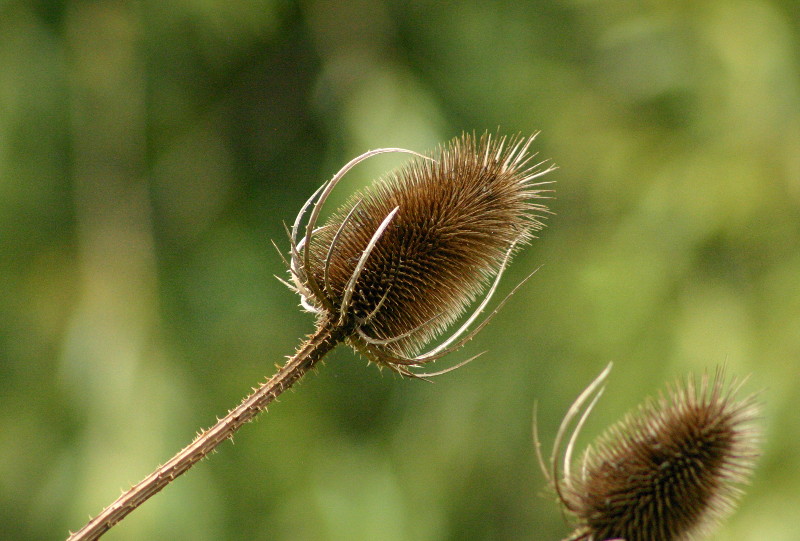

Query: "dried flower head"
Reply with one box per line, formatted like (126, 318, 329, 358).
(278, 132, 553, 376)
(535, 364, 761, 541)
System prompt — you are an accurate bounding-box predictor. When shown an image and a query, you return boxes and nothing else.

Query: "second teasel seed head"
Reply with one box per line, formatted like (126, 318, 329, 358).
(536, 365, 761, 541)
(281, 132, 553, 376)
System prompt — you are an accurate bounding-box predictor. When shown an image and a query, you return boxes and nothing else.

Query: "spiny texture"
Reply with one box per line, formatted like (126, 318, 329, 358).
(307, 132, 550, 356)
(566, 372, 759, 541)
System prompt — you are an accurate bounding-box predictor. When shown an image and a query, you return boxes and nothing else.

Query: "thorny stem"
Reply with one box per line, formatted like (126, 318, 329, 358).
(67, 319, 348, 541)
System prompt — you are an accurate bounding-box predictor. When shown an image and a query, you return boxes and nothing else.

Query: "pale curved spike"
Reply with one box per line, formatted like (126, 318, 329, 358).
(532, 402, 551, 485)
(550, 363, 613, 509)
(389, 362, 419, 379)
(283, 222, 308, 288)
(580, 444, 591, 484)
(302, 148, 433, 308)
(339, 206, 399, 324)
(515, 131, 539, 162)
(356, 310, 446, 346)
(563, 383, 606, 490)
(305, 147, 431, 250)
(274, 238, 317, 306)
(351, 338, 431, 366)
(283, 222, 333, 310)
(293, 225, 330, 276)
(509, 139, 541, 172)
(299, 295, 321, 314)
(413, 263, 541, 364)
(324, 199, 363, 296)
(520, 162, 558, 184)
(286, 266, 313, 300)
(352, 284, 518, 367)
(274, 233, 313, 298)
(288, 183, 332, 308)
(349, 335, 421, 371)
(283, 221, 301, 268)
(493, 135, 507, 162)
(423, 240, 521, 358)
(273, 274, 298, 293)
(411, 351, 485, 378)
(502, 135, 528, 172)
(294, 225, 330, 265)
(482, 132, 493, 167)
(291, 179, 327, 248)
(516, 158, 547, 181)
(277, 266, 319, 312)
(270, 238, 295, 279)
(358, 282, 393, 325)
(359, 335, 451, 366)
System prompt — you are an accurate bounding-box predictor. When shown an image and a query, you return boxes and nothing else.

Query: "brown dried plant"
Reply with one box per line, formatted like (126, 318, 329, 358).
(67, 132, 553, 540)
(535, 364, 761, 541)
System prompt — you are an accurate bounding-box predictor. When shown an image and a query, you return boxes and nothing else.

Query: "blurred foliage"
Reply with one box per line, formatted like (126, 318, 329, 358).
(1, 0, 798, 540)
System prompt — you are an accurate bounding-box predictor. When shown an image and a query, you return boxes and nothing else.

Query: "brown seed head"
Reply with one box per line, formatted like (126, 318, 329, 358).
(539, 367, 761, 541)
(283, 132, 552, 374)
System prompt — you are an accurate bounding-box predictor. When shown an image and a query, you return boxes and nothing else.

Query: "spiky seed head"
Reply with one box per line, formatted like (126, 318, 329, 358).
(564, 370, 760, 541)
(306, 132, 551, 355)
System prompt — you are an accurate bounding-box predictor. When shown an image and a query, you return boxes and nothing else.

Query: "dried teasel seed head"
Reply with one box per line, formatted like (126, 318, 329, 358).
(536, 365, 761, 541)
(282, 132, 553, 376)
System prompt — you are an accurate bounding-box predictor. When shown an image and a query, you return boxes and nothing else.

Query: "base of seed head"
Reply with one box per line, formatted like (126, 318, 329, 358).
(276, 132, 554, 378)
(535, 364, 760, 541)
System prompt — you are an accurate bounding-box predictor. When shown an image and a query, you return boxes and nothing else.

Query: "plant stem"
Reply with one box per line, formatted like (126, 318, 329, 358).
(67, 320, 346, 541)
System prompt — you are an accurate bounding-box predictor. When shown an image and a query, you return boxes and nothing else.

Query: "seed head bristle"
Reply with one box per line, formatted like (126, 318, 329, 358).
(546, 367, 760, 541)
(284, 131, 553, 375)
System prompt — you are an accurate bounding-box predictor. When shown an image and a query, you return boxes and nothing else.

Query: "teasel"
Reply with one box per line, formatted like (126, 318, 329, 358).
(68, 132, 553, 540)
(535, 364, 761, 541)
(278, 131, 552, 376)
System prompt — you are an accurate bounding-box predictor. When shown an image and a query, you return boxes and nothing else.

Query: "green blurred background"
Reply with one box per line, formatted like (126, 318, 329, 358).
(2, 0, 798, 539)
